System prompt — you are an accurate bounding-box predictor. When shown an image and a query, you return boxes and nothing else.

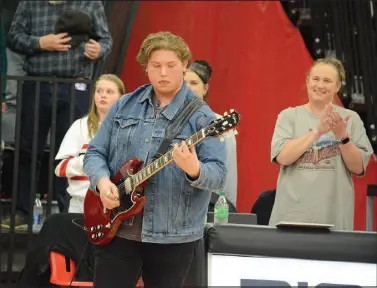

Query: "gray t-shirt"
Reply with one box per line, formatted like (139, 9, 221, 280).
(269, 105, 373, 230)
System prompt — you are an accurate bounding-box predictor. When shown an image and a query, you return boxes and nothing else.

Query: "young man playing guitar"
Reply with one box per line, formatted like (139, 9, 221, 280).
(83, 31, 229, 287)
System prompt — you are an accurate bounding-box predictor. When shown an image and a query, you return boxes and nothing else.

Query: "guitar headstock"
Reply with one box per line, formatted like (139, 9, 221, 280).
(204, 109, 241, 138)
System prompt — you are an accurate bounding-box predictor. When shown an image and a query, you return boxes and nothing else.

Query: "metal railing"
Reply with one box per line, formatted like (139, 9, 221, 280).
(0, 1, 140, 284)
(0, 75, 94, 285)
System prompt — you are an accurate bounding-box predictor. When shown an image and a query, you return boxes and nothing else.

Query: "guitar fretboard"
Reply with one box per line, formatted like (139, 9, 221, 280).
(131, 129, 206, 185)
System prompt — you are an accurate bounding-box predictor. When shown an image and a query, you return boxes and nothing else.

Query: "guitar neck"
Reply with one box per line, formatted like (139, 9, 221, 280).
(131, 129, 206, 185)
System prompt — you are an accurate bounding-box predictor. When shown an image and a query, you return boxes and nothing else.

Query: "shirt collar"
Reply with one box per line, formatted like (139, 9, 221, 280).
(138, 81, 189, 120)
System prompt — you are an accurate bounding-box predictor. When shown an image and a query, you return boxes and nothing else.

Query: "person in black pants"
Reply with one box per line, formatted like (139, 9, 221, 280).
(83, 31, 227, 288)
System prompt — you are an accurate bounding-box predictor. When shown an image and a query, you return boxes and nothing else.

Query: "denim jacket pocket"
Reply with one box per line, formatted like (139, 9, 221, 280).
(114, 118, 139, 148)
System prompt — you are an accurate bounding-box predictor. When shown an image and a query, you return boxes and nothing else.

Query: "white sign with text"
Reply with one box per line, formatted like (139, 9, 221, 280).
(208, 254, 377, 287)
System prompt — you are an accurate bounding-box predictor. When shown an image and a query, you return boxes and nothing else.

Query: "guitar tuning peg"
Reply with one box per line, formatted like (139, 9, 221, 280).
(223, 112, 228, 116)
(230, 109, 234, 113)
(220, 137, 225, 142)
(233, 129, 238, 136)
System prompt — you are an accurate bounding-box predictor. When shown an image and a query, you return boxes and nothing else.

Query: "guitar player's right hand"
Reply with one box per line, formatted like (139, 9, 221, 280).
(97, 177, 120, 210)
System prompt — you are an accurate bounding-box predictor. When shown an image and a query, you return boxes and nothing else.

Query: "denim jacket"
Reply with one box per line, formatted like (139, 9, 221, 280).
(83, 82, 227, 243)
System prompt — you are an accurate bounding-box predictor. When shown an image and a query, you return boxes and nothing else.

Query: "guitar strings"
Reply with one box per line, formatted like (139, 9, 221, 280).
(114, 113, 235, 192)
(106, 113, 237, 218)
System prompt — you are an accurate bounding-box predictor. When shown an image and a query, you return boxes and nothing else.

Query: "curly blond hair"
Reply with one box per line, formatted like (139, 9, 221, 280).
(136, 31, 192, 66)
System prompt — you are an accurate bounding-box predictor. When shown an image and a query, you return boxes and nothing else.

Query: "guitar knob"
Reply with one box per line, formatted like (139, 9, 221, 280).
(97, 232, 104, 238)
(91, 234, 97, 239)
(90, 227, 96, 232)
(97, 225, 103, 230)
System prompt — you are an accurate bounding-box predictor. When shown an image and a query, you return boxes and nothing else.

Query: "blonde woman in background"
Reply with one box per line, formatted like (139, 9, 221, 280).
(55, 74, 125, 212)
(17, 74, 125, 287)
(270, 58, 373, 230)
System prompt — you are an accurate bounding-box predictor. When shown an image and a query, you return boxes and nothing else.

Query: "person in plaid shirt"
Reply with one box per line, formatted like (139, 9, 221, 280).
(2, 1, 112, 229)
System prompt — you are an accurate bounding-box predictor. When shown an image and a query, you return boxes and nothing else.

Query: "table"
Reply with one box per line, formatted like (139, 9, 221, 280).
(205, 224, 377, 287)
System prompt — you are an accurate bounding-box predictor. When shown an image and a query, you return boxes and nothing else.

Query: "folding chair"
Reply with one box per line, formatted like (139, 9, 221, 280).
(49, 251, 93, 287)
(49, 251, 144, 287)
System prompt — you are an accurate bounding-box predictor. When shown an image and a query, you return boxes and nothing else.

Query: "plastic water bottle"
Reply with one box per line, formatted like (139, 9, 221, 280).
(214, 192, 229, 225)
(32, 194, 44, 233)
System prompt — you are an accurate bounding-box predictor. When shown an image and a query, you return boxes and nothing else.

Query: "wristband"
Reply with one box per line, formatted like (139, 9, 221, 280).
(337, 136, 350, 145)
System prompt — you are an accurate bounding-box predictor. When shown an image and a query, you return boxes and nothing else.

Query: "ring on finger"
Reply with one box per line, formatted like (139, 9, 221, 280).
(106, 191, 111, 198)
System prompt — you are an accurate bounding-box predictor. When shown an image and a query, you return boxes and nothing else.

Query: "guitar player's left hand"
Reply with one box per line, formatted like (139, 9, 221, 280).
(173, 141, 200, 179)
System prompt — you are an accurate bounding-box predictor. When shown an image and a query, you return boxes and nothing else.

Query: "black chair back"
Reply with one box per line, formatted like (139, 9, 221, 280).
(251, 190, 276, 225)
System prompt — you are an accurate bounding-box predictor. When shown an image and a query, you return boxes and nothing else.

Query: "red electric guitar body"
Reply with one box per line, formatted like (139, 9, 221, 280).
(84, 110, 241, 245)
(83, 158, 147, 245)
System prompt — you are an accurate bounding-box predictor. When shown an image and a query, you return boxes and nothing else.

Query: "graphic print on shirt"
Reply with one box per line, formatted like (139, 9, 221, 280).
(295, 133, 340, 170)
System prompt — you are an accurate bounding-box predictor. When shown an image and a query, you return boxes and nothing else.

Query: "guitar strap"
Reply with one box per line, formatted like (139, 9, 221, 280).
(153, 96, 207, 160)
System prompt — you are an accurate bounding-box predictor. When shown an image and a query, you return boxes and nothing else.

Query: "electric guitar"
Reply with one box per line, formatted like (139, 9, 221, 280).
(83, 109, 241, 245)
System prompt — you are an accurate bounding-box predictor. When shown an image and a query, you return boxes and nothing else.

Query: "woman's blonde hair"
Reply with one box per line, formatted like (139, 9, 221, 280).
(309, 57, 346, 95)
(136, 31, 192, 66)
(87, 74, 125, 138)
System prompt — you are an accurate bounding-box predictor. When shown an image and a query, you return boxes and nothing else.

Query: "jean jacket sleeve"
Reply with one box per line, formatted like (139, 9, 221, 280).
(186, 111, 227, 192)
(83, 100, 119, 191)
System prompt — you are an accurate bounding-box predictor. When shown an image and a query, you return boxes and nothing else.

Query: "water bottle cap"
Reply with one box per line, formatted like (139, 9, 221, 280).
(36, 194, 41, 199)
(219, 191, 225, 196)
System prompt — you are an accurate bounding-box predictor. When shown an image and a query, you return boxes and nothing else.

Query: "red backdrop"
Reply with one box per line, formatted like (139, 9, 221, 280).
(120, 1, 377, 230)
